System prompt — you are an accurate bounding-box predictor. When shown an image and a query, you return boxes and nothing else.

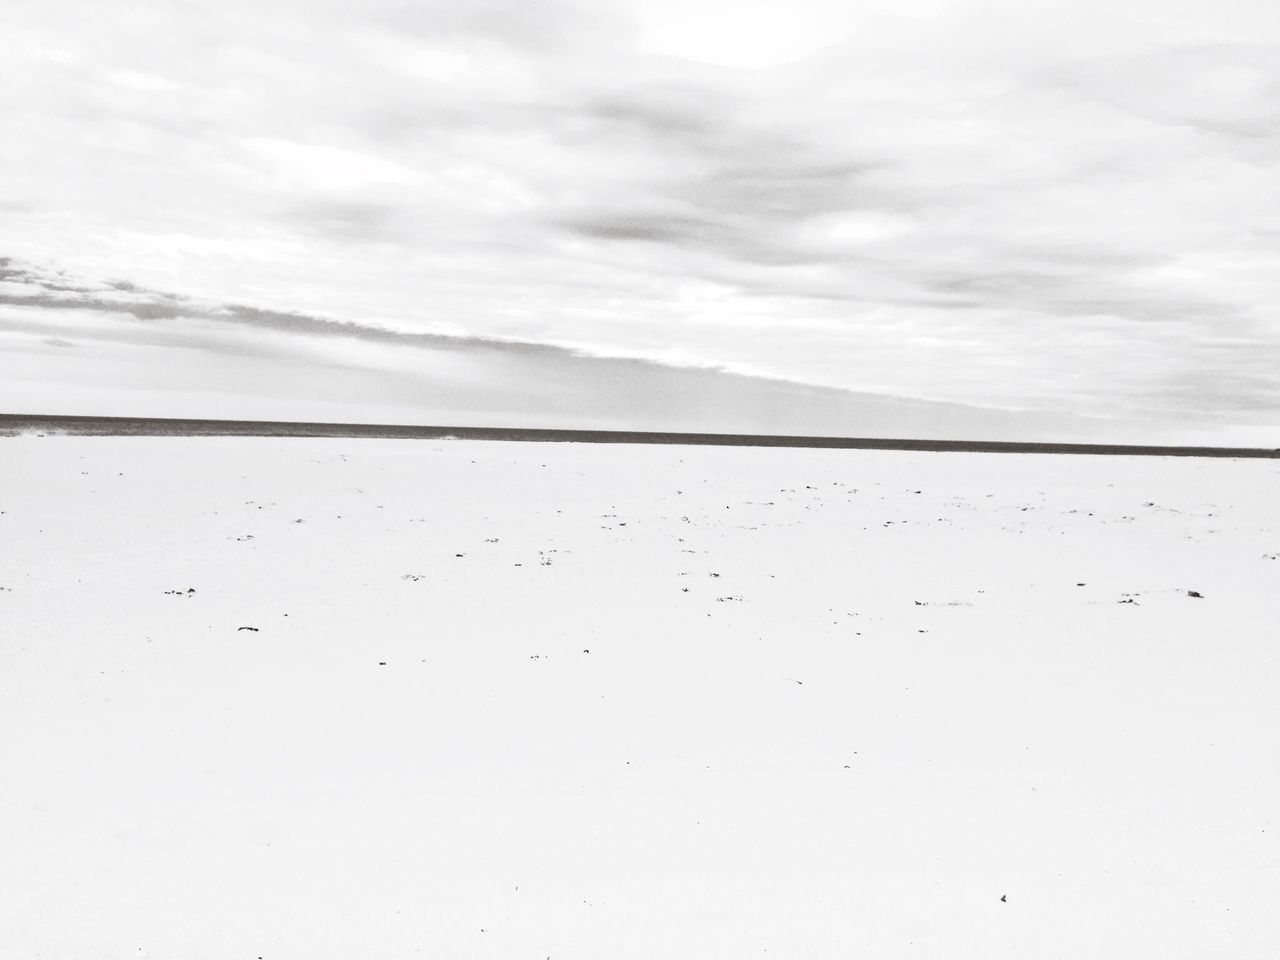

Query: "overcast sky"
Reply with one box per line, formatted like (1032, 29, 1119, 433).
(2, 0, 1278, 438)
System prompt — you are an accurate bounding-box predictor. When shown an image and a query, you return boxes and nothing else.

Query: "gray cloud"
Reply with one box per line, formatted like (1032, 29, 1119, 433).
(277, 199, 408, 244)
(3, 254, 1154, 440)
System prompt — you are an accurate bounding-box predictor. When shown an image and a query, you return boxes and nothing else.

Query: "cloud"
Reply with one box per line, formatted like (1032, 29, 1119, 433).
(374, 0, 636, 55)
(1051, 43, 1280, 141)
(7, 255, 1170, 440)
(1, 0, 1278, 434)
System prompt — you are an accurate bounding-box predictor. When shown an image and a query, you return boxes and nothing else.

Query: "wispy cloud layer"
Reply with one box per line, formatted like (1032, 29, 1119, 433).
(8, 256, 1153, 440)
(2, 0, 1278, 430)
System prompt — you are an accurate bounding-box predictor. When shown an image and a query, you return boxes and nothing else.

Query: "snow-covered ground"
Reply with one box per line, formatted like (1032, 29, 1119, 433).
(2, 437, 1277, 958)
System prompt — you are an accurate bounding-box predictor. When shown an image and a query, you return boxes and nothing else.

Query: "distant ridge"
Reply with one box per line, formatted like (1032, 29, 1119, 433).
(2, 414, 1277, 458)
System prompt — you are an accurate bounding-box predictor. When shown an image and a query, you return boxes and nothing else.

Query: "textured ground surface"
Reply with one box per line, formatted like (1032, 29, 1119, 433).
(2, 437, 1278, 958)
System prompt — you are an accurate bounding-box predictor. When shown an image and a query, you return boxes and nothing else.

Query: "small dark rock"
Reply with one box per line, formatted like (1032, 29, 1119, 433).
(1186, 590, 1203, 598)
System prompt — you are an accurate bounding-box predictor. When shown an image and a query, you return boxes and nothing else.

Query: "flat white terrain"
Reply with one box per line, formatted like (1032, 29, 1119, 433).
(2, 437, 1277, 959)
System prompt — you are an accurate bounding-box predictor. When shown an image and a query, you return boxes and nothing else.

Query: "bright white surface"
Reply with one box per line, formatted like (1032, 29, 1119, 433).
(2, 437, 1278, 958)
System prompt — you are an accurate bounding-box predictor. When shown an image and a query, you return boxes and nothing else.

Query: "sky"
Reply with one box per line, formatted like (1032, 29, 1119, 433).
(2, 0, 1278, 440)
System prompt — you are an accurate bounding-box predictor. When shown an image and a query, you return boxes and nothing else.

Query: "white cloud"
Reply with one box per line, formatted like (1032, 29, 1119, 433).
(0, 0, 1277, 434)
(240, 139, 424, 192)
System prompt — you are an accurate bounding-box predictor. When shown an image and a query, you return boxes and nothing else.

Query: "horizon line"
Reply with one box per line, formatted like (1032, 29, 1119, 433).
(2, 413, 1277, 459)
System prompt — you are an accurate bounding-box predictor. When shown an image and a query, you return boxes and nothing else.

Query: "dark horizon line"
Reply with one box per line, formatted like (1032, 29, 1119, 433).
(2, 413, 1277, 459)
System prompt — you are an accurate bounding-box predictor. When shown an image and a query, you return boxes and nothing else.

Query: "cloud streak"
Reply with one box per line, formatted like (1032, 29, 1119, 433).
(7, 255, 1200, 441)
